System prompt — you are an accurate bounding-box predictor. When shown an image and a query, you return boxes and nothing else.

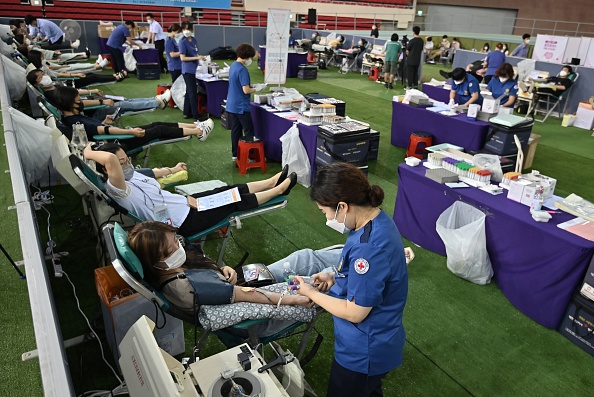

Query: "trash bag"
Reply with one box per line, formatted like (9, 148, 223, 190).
(123, 47, 137, 72)
(436, 201, 493, 285)
(517, 59, 536, 84)
(473, 153, 503, 183)
(171, 76, 186, 110)
(280, 123, 311, 188)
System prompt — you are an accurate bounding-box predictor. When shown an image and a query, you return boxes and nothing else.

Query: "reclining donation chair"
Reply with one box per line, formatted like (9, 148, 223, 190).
(102, 222, 323, 364)
(70, 154, 289, 265)
(336, 41, 369, 74)
(529, 72, 579, 123)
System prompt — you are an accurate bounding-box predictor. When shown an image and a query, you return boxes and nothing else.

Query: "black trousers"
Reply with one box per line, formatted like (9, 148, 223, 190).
(154, 39, 167, 72)
(170, 69, 182, 84)
(407, 63, 419, 88)
(73, 74, 117, 89)
(327, 359, 387, 397)
(118, 122, 184, 151)
(177, 184, 259, 237)
(182, 72, 199, 120)
(228, 111, 254, 157)
(108, 45, 126, 74)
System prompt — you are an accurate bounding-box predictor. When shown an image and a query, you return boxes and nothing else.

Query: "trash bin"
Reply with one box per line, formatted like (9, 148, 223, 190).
(95, 266, 185, 367)
(435, 201, 493, 285)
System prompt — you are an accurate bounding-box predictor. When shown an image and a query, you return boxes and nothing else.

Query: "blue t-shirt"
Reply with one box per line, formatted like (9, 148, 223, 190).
(487, 78, 519, 105)
(226, 61, 251, 114)
(329, 210, 408, 376)
(453, 74, 483, 105)
(37, 19, 64, 44)
(485, 50, 506, 76)
(107, 24, 130, 49)
(165, 37, 181, 71)
(178, 36, 198, 74)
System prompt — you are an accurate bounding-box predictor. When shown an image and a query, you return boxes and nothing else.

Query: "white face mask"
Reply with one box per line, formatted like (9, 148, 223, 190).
(147, 19, 153, 24)
(525, 39, 530, 45)
(454, 80, 464, 85)
(499, 77, 508, 83)
(174, 33, 183, 42)
(245, 58, 252, 66)
(25, 38, 31, 45)
(161, 244, 186, 270)
(122, 163, 135, 180)
(183, 30, 193, 38)
(40, 75, 53, 87)
(358, 40, 363, 46)
(325, 204, 351, 234)
(484, 46, 488, 50)
(559, 70, 568, 77)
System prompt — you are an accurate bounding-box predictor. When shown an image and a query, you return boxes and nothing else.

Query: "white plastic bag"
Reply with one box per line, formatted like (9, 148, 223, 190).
(516, 59, 536, 84)
(123, 47, 137, 72)
(280, 124, 311, 188)
(436, 201, 493, 285)
(171, 76, 186, 109)
(473, 153, 503, 183)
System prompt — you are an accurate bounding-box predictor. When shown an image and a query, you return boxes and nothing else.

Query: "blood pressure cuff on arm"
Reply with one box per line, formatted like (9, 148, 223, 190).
(184, 269, 234, 305)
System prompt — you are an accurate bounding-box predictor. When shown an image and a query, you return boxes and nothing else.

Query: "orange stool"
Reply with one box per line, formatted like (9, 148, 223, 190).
(101, 53, 113, 69)
(236, 139, 267, 175)
(406, 132, 433, 159)
(156, 84, 175, 108)
(307, 52, 317, 65)
(369, 66, 380, 81)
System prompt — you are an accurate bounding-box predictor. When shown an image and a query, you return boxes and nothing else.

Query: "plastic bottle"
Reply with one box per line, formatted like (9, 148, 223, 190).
(72, 122, 88, 153)
(530, 185, 544, 213)
(282, 262, 296, 281)
(299, 100, 306, 115)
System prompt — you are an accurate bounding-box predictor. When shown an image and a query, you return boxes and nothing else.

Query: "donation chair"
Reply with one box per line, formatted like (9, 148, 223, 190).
(102, 222, 324, 367)
(439, 48, 455, 66)
(70, 154, 289, 265)
(529, 72, 579, 123)
(336, 41, 369, 74)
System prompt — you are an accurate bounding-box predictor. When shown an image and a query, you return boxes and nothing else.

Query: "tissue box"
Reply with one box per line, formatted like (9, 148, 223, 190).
(482, 98, 500, 114)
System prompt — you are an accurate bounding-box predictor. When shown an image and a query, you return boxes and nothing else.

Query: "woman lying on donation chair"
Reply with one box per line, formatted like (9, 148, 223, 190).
(53, 86, 213, 150)
(127, 221, 313, 323)
(83, 142, 298, 239)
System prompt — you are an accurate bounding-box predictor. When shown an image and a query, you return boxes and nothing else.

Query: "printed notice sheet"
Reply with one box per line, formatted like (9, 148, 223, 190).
(195, 187, 241, 212)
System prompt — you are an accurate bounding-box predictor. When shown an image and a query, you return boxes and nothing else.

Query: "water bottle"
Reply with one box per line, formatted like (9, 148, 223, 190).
(282, 262, 296, 282)
(530, 185, 544, 213)
(299, 100, 306, 115)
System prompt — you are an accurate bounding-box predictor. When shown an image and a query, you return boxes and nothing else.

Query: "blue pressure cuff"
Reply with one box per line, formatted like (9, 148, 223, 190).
(184, 269, 234, 305)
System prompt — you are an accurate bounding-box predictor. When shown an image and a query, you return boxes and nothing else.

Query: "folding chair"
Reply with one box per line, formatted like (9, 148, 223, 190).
(439, 48, 455, 66)
(530, 72, 579, 123)
(102, 222, 324, 369)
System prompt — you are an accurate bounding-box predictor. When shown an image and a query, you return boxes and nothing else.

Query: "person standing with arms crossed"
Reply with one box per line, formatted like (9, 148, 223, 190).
(405, 26, 424, 90)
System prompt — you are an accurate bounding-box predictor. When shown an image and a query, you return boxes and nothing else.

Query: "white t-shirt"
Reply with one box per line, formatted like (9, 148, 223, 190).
(149, 20, 165, 41)
(106, 172, 190, 227)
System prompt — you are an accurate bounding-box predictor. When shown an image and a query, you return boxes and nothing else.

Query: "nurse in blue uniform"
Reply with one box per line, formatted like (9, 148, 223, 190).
(449, 67, 483, 107)
(486, 62, 518, 108)
(165, 23, 183, 84)
(293, 162, 409, 397)
(178, 21, 203, 121)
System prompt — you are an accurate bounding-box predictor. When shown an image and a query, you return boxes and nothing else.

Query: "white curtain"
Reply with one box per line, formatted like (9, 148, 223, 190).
(1, 54, 26, 103)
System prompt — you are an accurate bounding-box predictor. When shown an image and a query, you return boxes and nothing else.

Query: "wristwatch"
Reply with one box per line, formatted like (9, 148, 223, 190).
(99, 99, 104, 105)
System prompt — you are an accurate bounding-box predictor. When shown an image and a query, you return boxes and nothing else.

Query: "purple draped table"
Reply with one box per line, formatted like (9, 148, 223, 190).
(259, 47, 309, 78)
(98, 38, 159, 64)
(197, 78, 229, 117)
(250, 103, 318, 181)
(391, 101, 490, 152)
(422, 83, 458, 103)
(394, 163, 594, 328)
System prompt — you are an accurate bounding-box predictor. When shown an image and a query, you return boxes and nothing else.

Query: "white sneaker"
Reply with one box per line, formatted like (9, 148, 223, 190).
(232, 156, 238, 162)
(97, 54, 103, 63)
(72, 39, 80, 49)
(196, 118, 214, 141)
(156, 89, 171, 109)
(99, 57, 109, 68)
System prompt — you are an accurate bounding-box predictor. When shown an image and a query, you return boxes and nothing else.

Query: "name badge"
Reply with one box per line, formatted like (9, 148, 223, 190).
(153, 204, 173, 226)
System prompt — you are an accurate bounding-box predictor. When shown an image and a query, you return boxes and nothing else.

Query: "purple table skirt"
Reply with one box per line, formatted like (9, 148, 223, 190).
(197, 79, 228, 117)
(250, 103, 318, 179)
(391, 101, 490, 151)
(422, 83, 458, 103)
(259, 47, 308, 78)
(98, 38, 159, 64)
(394, 163, 594, 328)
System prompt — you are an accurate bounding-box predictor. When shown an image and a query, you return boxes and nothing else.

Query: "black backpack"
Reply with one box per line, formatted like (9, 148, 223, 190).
(317, 58, 327, 69)
(208, 46, 236, 60)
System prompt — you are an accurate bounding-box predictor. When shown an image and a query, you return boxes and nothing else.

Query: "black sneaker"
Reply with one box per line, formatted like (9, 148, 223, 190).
(389, 83, 393, 89)
(439, 70, 451, 79)
(385, 81, 389, 89)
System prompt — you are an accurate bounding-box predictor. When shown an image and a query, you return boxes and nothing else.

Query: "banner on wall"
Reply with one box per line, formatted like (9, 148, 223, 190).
(264, 8, 291, 85)
(532, 34, 569, 63)
(61, 0, 231, 9)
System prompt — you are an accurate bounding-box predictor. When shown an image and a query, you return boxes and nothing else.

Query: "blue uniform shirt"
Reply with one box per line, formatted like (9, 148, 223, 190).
(178, 36, 198, 74)
(226, 61, 251, 114)
(329, 210, 408, 376)
(485, 50, 506, 76)
(37, 19, 64, 44)
(107, 24, 130, 48)
(487, 78, 518, 105)
(511, 43, 529, 58)
(453, 74, 483, 105)
(165, 37, 181, 71)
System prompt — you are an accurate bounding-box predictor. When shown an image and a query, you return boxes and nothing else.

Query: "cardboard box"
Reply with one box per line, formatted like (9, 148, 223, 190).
(467, 104, 480, 119)
(97, 26, 115, 39)
(574, 106, 594, 130)
(482, 97, 500, 114)
(523, 133, 541, 169)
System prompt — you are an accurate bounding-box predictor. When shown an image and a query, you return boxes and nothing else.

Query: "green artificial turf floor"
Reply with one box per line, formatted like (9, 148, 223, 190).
(1, 61, 593, 396)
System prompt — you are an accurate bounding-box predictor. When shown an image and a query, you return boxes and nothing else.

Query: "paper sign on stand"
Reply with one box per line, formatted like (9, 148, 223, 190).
(532, 34, 569, 63)
(264, 8, 291, 86)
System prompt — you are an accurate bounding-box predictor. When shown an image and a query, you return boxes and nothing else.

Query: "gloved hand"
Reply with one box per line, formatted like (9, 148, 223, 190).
(448, 98, 456, 106)
(253, 83, 267, 92)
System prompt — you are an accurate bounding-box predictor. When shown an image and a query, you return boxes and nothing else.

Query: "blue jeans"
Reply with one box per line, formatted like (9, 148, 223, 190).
(92, 98, 158, 120)
(267, 248, 341, 282)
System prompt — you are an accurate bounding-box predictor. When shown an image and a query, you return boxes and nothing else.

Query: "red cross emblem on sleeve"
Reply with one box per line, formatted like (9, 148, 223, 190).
(354, 258, 370, 275)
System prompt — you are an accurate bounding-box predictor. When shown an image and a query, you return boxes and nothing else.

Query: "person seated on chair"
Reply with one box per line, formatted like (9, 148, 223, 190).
(485, 63, 518, 108)
(423, 36, 434, 57)
(126, 221, 313, 323)
(13, 33, 90, 62)
(519, 65, 575, 115)
(427, 35, 450, 62)
(447, 67, 483, 107)
(84, 142, 298, 238)
(28, 70, 173, 117)
(480, 43, 490, 53)
(337, 38, 367, 55)
(482, 42, 506, 84)
(451, 37, 461, 51)
(329, 35, 345, 50)
(299, 31, 320, 52)
(381, 33, 402, 89)
(54, 87, 213, 148)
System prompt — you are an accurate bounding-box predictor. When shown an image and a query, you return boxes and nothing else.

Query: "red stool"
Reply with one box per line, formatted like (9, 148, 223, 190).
(236, 139, 267, 175)
(156, 84, 175, 108)
(101, 53, 113, 69)
(307, 53, 317, 65)
(406, 132, 433, 159)
(369, 66, 380, 81)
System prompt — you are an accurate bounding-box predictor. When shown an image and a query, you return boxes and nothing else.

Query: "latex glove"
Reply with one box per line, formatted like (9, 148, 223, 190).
(448, 98, 456, 106)
(404, 247, 415, 265)
(253, 83, 267, 92)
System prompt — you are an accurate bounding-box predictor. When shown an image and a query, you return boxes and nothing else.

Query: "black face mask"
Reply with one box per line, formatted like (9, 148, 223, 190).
(74, 101, 84, 114)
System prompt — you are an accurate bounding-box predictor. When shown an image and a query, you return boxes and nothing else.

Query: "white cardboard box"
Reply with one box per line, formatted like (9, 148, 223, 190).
(468, 104, 480, 118)
(574, 107, 594, 130)
(482, 97, 500, 114)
